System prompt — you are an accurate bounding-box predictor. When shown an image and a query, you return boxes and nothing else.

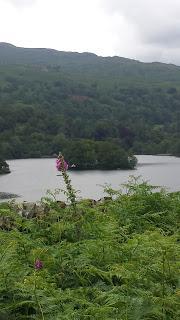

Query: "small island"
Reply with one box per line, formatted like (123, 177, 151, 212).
(0, 159, 10, 174)
(62, 140, 137, 170)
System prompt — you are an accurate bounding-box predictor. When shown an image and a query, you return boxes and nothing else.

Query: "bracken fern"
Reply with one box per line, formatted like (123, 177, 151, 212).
(0, 179, 179, 319)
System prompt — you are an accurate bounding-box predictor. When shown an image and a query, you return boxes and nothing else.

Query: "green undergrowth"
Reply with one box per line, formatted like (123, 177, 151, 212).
(0, 179, 179, 319)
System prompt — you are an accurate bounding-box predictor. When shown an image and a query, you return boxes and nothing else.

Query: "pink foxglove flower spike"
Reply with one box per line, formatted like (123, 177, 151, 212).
(34, 259, 43, 270)
(56, 157, 68, 171)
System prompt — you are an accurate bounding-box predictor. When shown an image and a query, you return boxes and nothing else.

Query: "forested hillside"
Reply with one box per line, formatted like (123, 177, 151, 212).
(0, 43, 180, 164)
(0, 44, 179, 319)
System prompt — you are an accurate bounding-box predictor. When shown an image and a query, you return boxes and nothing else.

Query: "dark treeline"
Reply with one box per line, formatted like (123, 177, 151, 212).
(0, 44, 180, 168)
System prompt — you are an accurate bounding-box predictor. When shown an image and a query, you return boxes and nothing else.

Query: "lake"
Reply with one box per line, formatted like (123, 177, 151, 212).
(0, 155, 180, 202)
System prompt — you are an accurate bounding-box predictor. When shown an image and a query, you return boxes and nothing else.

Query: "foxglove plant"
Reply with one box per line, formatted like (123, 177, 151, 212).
(56, 153, 77, 215)
(34, 259, 43, 270)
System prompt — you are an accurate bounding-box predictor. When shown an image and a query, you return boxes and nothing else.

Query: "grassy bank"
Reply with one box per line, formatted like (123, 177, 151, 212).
(0, 179, 179, 319)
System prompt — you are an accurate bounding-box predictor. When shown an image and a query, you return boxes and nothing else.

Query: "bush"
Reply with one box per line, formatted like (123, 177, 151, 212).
(0, 179, 179, 319)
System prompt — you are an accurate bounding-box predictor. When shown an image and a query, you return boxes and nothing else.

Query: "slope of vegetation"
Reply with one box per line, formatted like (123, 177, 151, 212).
(0, 43, 180, 163)
(0, 178, 179, 319)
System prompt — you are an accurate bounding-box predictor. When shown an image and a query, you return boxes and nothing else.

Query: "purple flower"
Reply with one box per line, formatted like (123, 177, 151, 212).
(34, 259, 43, 270)
(56, 158, 68, 171)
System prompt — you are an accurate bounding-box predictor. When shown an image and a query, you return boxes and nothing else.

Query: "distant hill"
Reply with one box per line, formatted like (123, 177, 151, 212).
(0, 43, 180, 162)
(1, 43, 180, 84)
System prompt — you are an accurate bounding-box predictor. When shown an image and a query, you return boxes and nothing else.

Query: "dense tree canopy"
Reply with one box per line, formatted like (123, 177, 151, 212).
(0, 43, 180, 168)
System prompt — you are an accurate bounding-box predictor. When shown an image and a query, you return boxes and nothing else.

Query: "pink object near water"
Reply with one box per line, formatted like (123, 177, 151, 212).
(56, 158, 68, 171)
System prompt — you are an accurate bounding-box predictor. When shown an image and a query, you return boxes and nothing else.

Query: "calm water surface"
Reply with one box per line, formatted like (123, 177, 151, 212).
(0, 155, 180, 202)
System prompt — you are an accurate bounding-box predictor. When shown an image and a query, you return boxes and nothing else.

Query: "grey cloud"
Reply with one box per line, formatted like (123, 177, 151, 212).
(101, 0, 180, 46)
(100, 0, 180, 63)
(145, 27, 180, 47)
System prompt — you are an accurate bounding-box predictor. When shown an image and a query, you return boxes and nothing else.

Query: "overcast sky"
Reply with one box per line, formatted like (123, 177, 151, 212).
(0, 0, 180, 64)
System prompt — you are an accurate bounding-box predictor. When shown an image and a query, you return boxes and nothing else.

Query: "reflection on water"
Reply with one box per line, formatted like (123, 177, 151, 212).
(0, 155, 180, 202)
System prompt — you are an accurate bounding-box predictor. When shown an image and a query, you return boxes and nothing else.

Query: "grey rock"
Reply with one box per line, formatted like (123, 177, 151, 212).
(11, 202, 50, 219)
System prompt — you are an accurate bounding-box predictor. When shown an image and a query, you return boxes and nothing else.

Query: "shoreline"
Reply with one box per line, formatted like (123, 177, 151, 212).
(0, 192, 19, 200)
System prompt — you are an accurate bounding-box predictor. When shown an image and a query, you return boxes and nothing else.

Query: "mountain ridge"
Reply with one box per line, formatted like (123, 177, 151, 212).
(1, 42, 180, 86)
(0, 42, 179, 68)
(0, 42, 137, 61)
